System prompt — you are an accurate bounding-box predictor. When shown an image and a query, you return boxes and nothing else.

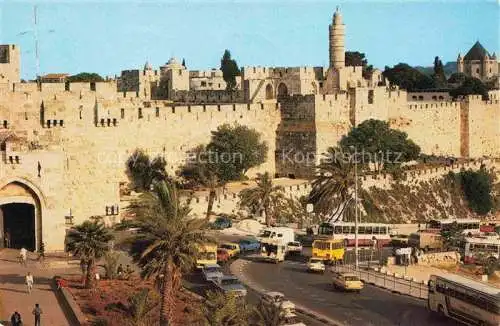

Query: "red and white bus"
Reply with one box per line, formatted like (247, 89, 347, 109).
(463, 236, 500, 265)
(316, 222, 391, 247)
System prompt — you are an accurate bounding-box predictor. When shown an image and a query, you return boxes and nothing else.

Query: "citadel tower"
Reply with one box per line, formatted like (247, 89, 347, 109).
(329, 7, 345, 69)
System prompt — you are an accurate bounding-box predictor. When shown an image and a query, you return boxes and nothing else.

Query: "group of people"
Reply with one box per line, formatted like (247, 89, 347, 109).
(9, 304, 43, 326)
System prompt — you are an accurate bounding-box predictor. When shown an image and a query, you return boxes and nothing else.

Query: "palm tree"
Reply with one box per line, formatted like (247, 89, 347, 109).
(66, 219, 114, 289)
(309, 147, 356, 219)
(252, 300, 286, 326)
(239, 172, 284, 226)
(128, 180, 210, 326)
(197, 291, 249, 326)
(126, 288, 159, 326)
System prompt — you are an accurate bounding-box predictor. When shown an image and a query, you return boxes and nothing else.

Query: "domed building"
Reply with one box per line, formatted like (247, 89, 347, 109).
(457, 41, 499, 82)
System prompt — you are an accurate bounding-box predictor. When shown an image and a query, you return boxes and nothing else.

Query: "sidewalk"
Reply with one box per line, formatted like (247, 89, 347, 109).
(0, 249, 73, 326)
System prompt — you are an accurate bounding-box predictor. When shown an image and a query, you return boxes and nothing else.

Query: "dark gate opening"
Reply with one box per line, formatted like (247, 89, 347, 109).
(2, 203, 35, 251)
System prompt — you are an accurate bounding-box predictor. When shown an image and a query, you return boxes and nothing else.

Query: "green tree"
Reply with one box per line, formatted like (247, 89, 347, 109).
(126, 149, 167, 192)
(67, 72, 104, 83)
(197, 291, 249, 326)
(449, 76, 489, 100)
(126, 288, 159, 326)
(309, 147, 355, 216)
(440, 221, 465, 250)
(239, 172, 284, 226)
(66, 219, 114, 289)
(345, 51, 374, 79)
(432, 56, 446, 87)
(220, 50, 241, 90)
(339, 119, 420, 171)
(179, 145, 221, 220)
(207, 124, 268, 181)
(274, 196, 309, 228)
(447, 72, 467, 85)
(127, 180, 210, 326)
(383, 63, 436, 91)
(458, 168, 493, 215)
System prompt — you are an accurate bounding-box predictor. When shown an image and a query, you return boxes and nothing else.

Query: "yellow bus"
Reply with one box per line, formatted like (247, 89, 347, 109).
(312, 238, 345, 263)
(196, 243, 217, 269)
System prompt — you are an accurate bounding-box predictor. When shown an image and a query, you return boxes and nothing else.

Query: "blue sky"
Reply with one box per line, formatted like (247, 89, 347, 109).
(1, 0, 498, 79)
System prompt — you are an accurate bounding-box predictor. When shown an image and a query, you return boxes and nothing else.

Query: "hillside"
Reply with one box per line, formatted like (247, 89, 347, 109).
(357, 164, 499, 223)
(414, 61, 457, 78)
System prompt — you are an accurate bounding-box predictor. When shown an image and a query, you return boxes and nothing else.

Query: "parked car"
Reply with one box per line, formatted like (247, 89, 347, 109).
(283, 312, 307, 326)
(217, 248, 230, 264)
(219, 243, 240, 258)
(332, 272, 363, 292)
(202, 264, 223, 282)
(287, 241, 303, 254)
(307, 257, 325, 273)
(210, 217, 232, 230)
(213, 275, 247, 297)
(239, 238, 261, 252)
(261, 291, 295, 313)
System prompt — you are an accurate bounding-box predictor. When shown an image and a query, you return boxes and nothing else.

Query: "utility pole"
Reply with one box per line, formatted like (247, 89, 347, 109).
(350, 146, 359, 270)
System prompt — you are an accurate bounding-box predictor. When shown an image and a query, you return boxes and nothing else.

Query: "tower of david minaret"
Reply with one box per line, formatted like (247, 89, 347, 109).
(329, 7, 345, 69)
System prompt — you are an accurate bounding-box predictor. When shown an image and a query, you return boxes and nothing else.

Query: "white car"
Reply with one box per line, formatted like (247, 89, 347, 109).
(307, 257, 325, 273)
(287, 241, 303, 254)
(283, 312, 307, 326)
(261, 291, 295, 313)
(202, 264, 223, 282)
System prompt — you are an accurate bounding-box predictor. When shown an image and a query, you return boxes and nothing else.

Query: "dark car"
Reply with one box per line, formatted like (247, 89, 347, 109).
(211, 217, 232, 230)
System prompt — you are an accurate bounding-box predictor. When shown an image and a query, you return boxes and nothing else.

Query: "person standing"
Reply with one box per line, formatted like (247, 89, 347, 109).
(4, 230, 11, 248)
(11, 311, 22, 326)
(32, 303, 42, 326)
(26, 272, 34, 294)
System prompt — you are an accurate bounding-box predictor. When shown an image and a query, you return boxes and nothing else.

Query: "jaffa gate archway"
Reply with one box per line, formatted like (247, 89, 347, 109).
(0, 181, 43, 252)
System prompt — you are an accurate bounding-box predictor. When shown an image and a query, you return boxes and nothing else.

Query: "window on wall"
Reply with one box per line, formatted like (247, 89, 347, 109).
(201, 81, 207, 87)
(476, 68, 480, 73)
(368, 90, 374, 104)
(156, 107, 160, 117)
(138, 108, 143, 119)
(121, 108, 125, 119)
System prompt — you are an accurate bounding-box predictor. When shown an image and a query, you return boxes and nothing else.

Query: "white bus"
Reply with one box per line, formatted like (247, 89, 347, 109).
(463, 236, 500, 265)
(316, 222, 391, 247)
(428, 273, 500, 325)
(427, 218, 481, 236)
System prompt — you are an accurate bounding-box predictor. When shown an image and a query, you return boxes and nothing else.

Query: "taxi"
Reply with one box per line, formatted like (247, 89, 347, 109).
(219, 242, 240, 258)
(332, 272, 364, 292)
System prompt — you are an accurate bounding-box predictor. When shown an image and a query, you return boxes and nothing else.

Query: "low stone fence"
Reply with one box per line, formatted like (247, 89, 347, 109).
(417, 251, 460, 267)
(52, 276, 87, 326)
(332, 264, 429, 300)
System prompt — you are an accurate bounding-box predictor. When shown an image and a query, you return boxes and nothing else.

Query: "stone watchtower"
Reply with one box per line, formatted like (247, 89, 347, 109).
(329, 7, 345, 69)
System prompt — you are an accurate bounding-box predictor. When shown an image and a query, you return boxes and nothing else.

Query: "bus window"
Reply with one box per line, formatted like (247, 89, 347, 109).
(350, 226, 355, 234)
(380, 227, 387, 235)
(342, 226, 350, 233)
(373, 227, 380, 235)
(334, 226, 342, 234)
(486, 245, 497, 252)
(365, 226, 373, 234)
(358, 227, 365, 234)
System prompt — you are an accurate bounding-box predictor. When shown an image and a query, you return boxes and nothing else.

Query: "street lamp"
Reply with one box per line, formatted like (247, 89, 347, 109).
(350, 145, 359, 270)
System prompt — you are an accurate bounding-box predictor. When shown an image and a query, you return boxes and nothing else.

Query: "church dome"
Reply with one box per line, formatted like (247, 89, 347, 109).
(165, 57, 183, 69)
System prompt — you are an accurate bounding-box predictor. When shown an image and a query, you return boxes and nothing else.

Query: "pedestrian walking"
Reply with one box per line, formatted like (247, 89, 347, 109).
(19, 247, 28, 267)
(32, 303, 42, 326)
(10, 311, 22, 326)
(26, 272, 34, 294)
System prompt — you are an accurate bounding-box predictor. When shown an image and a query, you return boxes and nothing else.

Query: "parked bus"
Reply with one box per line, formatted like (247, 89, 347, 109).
(196, 243, 217, 269)
(427, 218, 481, 236)
(463, 236, 500, 265)
(408, 232, 443, 252)
(311, 238, 345, 264)
(427, 273, 500, 325)
(316, 222, 391, 247)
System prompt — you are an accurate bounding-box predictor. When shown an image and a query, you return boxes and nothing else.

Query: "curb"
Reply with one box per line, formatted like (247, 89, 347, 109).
(230, 259, 344, 326)
(52, 276, 87, 326)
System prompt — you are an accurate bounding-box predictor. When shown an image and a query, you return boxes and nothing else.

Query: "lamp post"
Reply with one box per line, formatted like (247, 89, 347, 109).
(350, 146, 359, 270)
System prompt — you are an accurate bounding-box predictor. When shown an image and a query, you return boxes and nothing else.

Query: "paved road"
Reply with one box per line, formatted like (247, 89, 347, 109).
(243, 258, 462, 326)
(183, 268, 324, 326)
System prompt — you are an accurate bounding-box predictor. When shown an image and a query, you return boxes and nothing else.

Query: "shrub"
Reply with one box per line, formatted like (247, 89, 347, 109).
(458, 169, 493, 215)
